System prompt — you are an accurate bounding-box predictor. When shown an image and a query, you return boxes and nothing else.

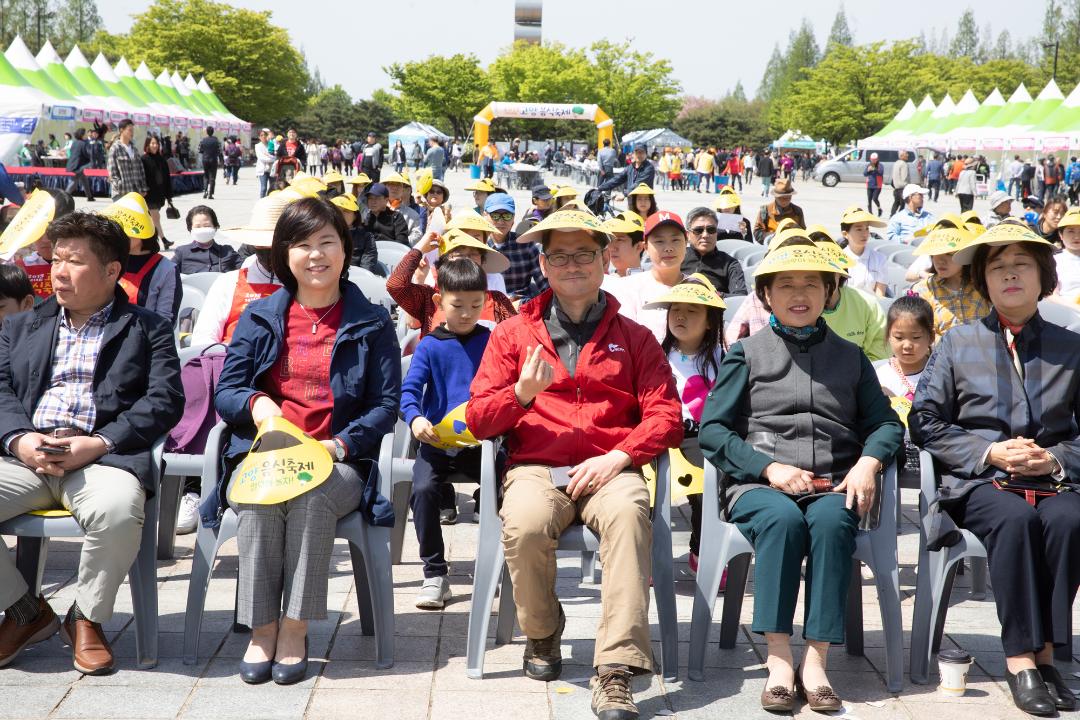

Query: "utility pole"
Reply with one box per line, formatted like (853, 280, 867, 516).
(1043, 41, 1059, 79)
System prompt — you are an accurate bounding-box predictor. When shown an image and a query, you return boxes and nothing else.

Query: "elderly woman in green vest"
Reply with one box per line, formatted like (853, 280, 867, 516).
(698, 244, 902, 713)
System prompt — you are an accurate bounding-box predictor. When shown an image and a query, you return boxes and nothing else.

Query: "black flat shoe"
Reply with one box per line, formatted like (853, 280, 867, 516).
(239, 658, 272, 684)
(1038, 664, 1077, 711)
(1006, 668, 1056, 716)
(272, 637, 308, 685)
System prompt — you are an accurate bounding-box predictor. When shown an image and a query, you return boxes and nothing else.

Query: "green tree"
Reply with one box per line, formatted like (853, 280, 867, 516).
(673, 96, 772, 149)
(992, 29, 1012, 60)
(950, 8, 980, 59)
(385, 52, 492, 141)
(355, 90, 402, 141)
(730, 81, 747, 102)
(585, 40, 681, 137)
(826, 6, 854, 51)
(88, 0, 308, 127)
(54, 0, 101, 54)
(296, 86, 355, 142)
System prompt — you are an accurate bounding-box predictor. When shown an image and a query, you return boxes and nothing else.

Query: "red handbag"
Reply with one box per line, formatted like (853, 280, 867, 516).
(992, 478, 1076, 506)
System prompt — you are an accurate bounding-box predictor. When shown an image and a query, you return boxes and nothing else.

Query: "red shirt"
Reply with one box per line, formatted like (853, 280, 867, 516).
(260, 300, 343, 440)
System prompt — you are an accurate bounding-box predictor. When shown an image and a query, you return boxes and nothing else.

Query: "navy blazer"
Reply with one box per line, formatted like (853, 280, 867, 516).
(209, 281, 401, 528)
(0, 287, 184, 493)
(910, 311, 1080, 500)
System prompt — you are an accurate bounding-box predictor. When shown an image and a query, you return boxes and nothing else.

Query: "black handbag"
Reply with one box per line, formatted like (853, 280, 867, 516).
(165, 201, 180, 220)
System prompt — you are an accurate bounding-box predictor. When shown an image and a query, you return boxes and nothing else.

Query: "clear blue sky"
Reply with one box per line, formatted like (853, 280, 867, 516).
(95, 0, 1045, 101)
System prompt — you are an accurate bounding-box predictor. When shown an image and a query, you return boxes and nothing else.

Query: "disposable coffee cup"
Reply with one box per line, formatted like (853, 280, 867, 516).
(937, 649, 973, 696)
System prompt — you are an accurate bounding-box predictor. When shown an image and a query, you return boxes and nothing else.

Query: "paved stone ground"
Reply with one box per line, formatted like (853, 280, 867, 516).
(3, 170, 1070, 719)
(5, 487, 1079, 720)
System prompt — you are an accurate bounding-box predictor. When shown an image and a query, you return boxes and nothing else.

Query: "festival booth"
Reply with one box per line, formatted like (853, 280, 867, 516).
(621, 127, 692, 155)
(772, 130, 825, 152)
(0, 38, 249, 196)
(388, 121, 450, 156)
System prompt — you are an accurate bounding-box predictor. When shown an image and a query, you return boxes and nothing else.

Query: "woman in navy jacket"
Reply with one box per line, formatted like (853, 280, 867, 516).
(212, 197, 400, 686)
(911, 220, 1080, 717)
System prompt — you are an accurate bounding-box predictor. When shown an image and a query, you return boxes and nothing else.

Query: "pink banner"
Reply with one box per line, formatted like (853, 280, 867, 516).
(1041, 136, 1070, 152)
(132, 113, 150, 126)
(1008, 137, 1036, 151)
(108, 110, 129, 122)
(153, 114, 170, 125)
(173, 116, 188, 127)
(80, 108, 104, 121)
(979, 137, 1005, 151)
(189, 118, 205, 129)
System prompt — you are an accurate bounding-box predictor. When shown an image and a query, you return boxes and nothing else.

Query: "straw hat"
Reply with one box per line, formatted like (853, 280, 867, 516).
(770, 177, 796, 196)
(951, 219, 1059, 265)
(518, 208, 611, 245)
(446, 211, 498, 235)
(840, 205, 886, 228)
(219, 194, 295, 249)
(754, 243, 849, 279)
(644, 274, 726, 310)
(438, 228, 510, 273)
(100, 192, 155, 239)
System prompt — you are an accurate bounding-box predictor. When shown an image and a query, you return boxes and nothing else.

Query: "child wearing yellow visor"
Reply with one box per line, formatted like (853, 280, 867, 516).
(644, 275, 726, 581)
(101, 192, 181, 326)
(387, 227, 515, 337)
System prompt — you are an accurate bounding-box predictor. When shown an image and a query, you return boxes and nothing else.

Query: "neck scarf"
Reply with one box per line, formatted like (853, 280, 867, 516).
(769, 313, 823, 342)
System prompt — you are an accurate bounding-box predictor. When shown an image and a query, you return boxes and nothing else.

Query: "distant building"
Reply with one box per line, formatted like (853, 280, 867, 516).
(514, 0, 541, 44)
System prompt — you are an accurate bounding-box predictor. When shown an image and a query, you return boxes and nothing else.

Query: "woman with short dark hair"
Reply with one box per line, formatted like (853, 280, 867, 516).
(141, 135, 174, 248)
(213, 196, 400, 685)
(912, 219, 1080, 716)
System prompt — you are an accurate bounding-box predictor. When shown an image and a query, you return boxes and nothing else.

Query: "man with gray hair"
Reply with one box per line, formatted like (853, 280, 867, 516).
(680, 207, 747, 296)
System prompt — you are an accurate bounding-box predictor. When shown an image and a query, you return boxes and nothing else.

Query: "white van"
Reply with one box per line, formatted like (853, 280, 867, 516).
(812, 148, 902, 187)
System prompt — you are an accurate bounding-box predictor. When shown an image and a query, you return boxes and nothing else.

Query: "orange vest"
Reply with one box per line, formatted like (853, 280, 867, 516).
(15, 255, 52, 300)
(118, 253, 163, 304)
(223, 267, 281, 342)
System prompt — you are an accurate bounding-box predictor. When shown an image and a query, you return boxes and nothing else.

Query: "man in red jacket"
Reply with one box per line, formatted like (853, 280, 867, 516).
(467, 209, 682, 720)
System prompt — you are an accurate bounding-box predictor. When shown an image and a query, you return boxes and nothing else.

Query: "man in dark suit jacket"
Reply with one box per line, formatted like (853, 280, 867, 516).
(0, 212, 184, 675)
(64, 128, 95, 202)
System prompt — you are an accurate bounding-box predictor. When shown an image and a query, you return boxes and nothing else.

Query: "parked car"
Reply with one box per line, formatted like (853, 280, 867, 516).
(813, 147, 901, 187)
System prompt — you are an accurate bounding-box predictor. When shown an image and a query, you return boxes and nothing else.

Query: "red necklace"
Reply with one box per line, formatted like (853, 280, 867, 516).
(890, 357, 919, 401)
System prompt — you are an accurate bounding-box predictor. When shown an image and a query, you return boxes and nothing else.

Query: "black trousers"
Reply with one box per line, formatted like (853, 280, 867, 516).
(890, 186, 905, 216)
(65, 168, 95, 200)
(946, 483, 1080, 656)
(957, 193, 974, 213)
(411, 444, 484, 578)
(203, 160, 217, 196)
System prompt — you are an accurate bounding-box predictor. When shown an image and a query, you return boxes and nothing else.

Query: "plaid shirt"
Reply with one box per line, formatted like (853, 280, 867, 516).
(107, 141, 148, 197)
(491, 232, 548, 300)
(31, 303, 113, 433)
(912, 275, 990, 340)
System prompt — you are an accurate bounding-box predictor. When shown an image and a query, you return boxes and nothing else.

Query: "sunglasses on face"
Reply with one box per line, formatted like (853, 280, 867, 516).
(489, 212, 514, 222)
(689, 226, 718, 236)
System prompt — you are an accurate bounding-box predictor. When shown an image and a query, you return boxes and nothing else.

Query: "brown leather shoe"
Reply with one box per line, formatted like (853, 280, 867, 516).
(796, 665, 842, 713)
(60, 607, 114, 675)
(0, 595, 59, 667)
(760, 683, 796, 713)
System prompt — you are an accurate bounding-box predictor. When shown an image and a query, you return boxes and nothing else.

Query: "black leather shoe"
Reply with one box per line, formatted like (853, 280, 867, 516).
(272, 638, 308, 685)
(239, 658, 272, 684)
(1006, 668, 1057, 716)
(1038, 664, 1077, 711)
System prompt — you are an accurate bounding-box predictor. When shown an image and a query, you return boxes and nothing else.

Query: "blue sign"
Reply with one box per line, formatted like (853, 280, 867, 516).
(49, 105, 77, 121)
(0, 116, 37, 134)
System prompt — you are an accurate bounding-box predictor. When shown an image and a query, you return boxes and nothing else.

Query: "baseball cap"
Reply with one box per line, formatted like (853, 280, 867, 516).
(902, 183, 930, 200)
(531, 184, 553, 201)
(366, 182, 389, 198)
(643, 211, 685, 238)
(633, 142, 647, 152)
(484, 193, 515, 215)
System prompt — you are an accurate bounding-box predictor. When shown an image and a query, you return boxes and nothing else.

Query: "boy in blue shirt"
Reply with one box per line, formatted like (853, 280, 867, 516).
(401, 258, 496, 609)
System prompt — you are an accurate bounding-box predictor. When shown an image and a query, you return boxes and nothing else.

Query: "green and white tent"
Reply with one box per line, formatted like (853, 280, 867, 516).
(1031, 80, 1080, 151)
(36, 41, 130, 120)
(1000, 79, 1064, 150)
(0, 48, 50, 164)
(946, 88, 1005, 149)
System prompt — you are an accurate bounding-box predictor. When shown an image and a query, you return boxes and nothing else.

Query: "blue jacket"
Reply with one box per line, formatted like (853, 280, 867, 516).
(597, 159, 656, 192)
(400, 325, 489, 429)
(207, 281, 401, 528)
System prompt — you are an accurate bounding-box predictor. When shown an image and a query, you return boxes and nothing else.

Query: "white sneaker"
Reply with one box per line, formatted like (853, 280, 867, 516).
(176, 493, 200, 535)
(415, 576, 452, 609)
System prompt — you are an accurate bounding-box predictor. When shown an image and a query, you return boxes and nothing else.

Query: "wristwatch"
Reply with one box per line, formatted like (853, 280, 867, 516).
(332, 438, 346, 462)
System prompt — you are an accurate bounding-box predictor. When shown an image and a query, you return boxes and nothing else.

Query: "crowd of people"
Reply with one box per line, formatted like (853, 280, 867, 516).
(3, 125, 1080, 720)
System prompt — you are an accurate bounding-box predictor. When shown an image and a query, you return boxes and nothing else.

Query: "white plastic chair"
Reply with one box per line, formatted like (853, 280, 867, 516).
(465, 441, 679, 681)
(0, 438, 166, 669)
(180, 271, 223, 296)
(182, 423, 396, 668)
(347, 266, 394, 310)
(688, 461, 904, 693)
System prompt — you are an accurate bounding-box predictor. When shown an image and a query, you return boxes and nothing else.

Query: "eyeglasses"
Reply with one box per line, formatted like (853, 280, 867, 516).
(489, 211, 514, 222)
(689, 226, 718, 236)
(543, 250, 601, 267)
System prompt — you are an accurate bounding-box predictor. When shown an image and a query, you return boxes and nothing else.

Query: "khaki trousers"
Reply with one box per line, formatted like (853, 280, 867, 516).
(0, 457, 144, 623)
(500, 465, 653, 671)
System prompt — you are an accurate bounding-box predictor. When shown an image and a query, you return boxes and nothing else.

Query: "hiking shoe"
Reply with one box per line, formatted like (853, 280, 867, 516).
(439, 506, 458, 525)
(176, 492, 200, 535)
(415, 576, 452, 610)
(590, 665, 638, 719)
(471, 488, 481, 523)
(523, 604, 565, 681)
